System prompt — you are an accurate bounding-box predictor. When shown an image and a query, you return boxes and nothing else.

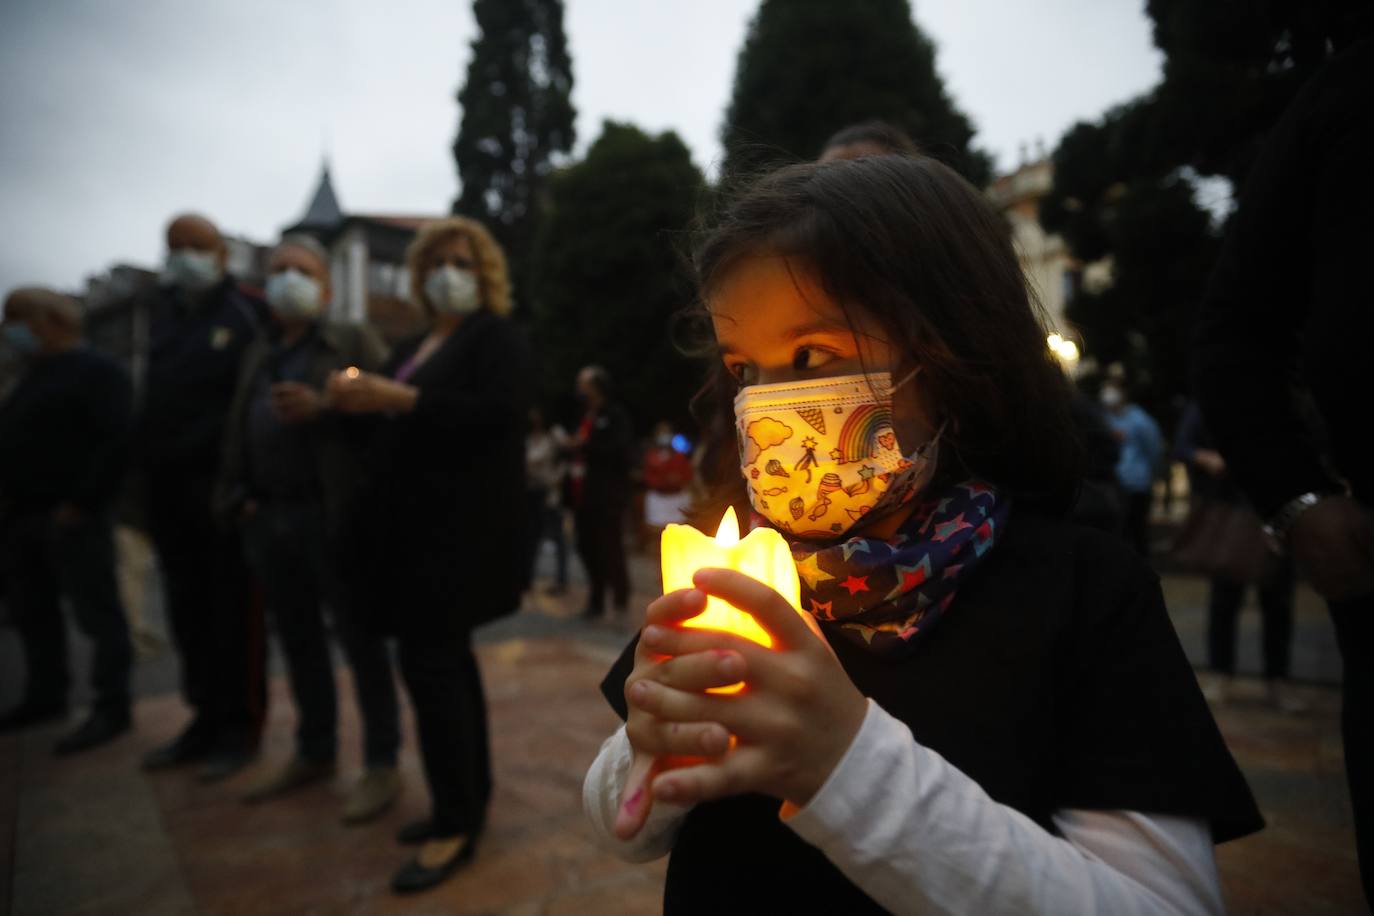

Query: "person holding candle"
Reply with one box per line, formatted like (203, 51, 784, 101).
(584, 156, 1262, 914)
(327, 216, 529, 894)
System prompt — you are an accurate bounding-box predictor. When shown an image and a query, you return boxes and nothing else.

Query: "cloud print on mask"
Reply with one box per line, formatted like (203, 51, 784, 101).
(742, 416, 793, 465)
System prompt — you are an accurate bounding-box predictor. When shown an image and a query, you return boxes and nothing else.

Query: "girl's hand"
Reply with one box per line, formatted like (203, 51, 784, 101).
(325, 369, 418, 414)
(616, 588, 742, 840)
(627, 568, 868, 811)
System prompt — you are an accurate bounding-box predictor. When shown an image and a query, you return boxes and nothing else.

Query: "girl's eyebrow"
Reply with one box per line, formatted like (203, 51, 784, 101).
(783, 318, 850, 340)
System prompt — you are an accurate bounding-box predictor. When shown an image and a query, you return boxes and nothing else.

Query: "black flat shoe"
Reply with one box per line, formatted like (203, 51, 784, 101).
(54, 711, 130, 756)
(390, 835, 478, 894)
(198, 746, 256, 784)
(142, 720, 214, 770)
(396, 818, 438, 845)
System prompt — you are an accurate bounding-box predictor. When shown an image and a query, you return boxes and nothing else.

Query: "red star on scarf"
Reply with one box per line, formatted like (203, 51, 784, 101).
(840, 575, 870, 596)
(809, 598, 834, 619)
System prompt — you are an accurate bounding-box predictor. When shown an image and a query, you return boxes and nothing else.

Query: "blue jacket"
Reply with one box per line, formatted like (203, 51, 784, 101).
(1107, 404, 1163, 494)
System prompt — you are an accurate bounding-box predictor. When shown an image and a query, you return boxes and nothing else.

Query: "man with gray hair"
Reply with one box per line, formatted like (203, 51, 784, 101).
(215, 234, 402, 823)
(0, 287, 134, 754)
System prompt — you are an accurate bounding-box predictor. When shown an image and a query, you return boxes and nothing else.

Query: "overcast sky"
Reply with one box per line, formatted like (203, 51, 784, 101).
(0, 0, 1162, 296)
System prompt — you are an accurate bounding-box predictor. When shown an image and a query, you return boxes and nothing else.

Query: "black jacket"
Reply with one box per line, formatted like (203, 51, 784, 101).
(602, 513, 1263, 913)
(342, 309, 531, 638)
(0, 348, 131, 517)
(136, 278, 268, 476)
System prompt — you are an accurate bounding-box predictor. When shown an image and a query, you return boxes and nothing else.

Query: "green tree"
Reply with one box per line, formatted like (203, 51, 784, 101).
(534, 121, 706, 433)
(453, 0, 575, 310)
(720, 0, 990, 183)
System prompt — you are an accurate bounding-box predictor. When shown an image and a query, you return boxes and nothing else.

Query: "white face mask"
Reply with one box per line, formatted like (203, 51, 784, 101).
(163, 248, 223, 292)
(424, 266, 482, 315)
(733, 369, 941, 540)
(265, 268, 323, 319)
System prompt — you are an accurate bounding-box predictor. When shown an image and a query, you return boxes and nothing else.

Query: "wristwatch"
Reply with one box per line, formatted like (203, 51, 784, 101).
(1261, 492, 1324, 554)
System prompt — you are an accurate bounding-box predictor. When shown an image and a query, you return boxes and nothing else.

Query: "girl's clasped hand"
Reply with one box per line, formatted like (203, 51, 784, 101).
(616, 568, 869, 840)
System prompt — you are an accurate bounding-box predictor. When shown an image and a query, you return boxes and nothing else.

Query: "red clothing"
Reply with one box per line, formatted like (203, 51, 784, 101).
(642, 446, 692, 493)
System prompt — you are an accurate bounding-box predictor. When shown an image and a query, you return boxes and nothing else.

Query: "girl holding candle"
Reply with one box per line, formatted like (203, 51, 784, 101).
(583, 156, 1261, 914)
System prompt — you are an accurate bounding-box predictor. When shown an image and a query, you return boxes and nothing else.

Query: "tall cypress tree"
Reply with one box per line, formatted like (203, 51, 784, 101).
(453, 0, 575, 310)
(534, 122, 705, 433)
(720, 0, 990, 184)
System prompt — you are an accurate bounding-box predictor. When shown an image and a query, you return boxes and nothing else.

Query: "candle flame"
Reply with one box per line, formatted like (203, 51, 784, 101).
(714, 506, 741, 547)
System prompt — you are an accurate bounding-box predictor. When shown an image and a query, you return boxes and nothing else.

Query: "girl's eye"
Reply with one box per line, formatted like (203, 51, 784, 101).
(727, 362, 757, 385)
(792, 347, 834, 372)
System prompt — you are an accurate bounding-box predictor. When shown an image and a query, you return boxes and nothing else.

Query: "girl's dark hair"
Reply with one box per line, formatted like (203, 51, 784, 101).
(687, 155, 1084, 526)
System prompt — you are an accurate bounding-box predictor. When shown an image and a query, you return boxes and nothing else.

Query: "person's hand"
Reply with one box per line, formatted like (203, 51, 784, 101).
(325, 369, 418, 414)
(627, 569, 868, 815)
(1193, 448, 1227, 478)
(616, 587, 739, 840)
(1290, 495, 1374, 600)
(270, 382, 323, 423)
(52, 502, 84, 527)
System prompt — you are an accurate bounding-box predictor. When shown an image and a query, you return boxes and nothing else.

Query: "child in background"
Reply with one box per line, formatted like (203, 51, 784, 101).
(584, 156, 1261, 914)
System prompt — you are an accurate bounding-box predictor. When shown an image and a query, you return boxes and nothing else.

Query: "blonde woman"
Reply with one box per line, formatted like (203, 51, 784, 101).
(328, 216, 529, 894)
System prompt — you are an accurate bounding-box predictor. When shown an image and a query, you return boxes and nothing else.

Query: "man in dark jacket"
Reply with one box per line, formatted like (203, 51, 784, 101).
(1194, 24, 1374, 901)
(215, 235, 401, 822)
(0, 288, 134, 754)
(137, 212, 268, 781)
(571, 365, 634, 620)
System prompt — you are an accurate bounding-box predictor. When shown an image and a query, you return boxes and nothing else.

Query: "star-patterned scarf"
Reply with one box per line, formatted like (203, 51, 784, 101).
(777, 479, 1008, 658)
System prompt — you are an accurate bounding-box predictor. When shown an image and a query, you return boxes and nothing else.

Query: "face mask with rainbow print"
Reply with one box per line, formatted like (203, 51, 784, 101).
(733, 369, 940, 540)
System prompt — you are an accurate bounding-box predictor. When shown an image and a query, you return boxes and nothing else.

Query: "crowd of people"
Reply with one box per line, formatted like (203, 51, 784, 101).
(1, 39, 1371, 909)
(0, 212, 612, 893)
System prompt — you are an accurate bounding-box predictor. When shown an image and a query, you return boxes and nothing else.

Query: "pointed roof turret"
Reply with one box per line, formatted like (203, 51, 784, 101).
(288, 161, 343, 233)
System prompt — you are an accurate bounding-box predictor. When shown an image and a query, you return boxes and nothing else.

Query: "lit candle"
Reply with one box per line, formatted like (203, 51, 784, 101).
(345, 366, 361, 379)
(660, 507, 802, 651)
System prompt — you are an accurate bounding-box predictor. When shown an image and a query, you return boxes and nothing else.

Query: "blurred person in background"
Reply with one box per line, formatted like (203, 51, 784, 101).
(1195, 14, 1374, 899)
(214, 235, 401, 823)
(0, 288, 133, 754)
(640, 420, 694, 548)
(1173, 401, 1299, 709)
(1100, 374, 1163, 556)
(570, 365, 633, 622)
(818, 119, 920, 161)
(328, 216, 528, 893)
(523, 407, 569, 595)
(137, 213, 268, 783)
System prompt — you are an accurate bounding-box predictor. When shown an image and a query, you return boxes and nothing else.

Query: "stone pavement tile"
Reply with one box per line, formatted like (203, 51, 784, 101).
(9, 715, 194, 915)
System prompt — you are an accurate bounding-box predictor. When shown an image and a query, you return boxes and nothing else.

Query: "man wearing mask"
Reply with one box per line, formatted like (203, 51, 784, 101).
(0, 288, 134, 753)
(1100, 374, 1163, 556)
(137, 213, 268, 781)
(215, 235, 402, 823)
(570, 366, 633, 621)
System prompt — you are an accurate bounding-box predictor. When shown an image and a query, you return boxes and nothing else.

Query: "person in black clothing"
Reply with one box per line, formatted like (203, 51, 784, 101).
(1194, 21, 1374, 902)
(584, 157, 1260, 913)
(137, 213, 268, 783)
(328, 216, 528, 894)
(571, 365, 633, 620)
(1173, 401, 1299, 707)
(0, 288, 133, 754)
(214, 235, 402, 823)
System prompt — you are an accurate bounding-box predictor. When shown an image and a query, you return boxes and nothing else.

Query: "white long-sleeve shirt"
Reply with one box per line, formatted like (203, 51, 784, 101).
(583, 699, 1226, 915)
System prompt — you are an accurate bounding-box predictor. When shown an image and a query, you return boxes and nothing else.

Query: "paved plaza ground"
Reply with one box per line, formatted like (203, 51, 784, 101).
(0, 542, 1365, 914)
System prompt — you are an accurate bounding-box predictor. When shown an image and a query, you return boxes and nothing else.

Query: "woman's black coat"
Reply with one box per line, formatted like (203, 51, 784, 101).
(342, 309, 530, 640)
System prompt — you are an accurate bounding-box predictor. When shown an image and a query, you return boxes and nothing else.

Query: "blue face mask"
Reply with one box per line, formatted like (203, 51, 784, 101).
(2, 322, 39, 355)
